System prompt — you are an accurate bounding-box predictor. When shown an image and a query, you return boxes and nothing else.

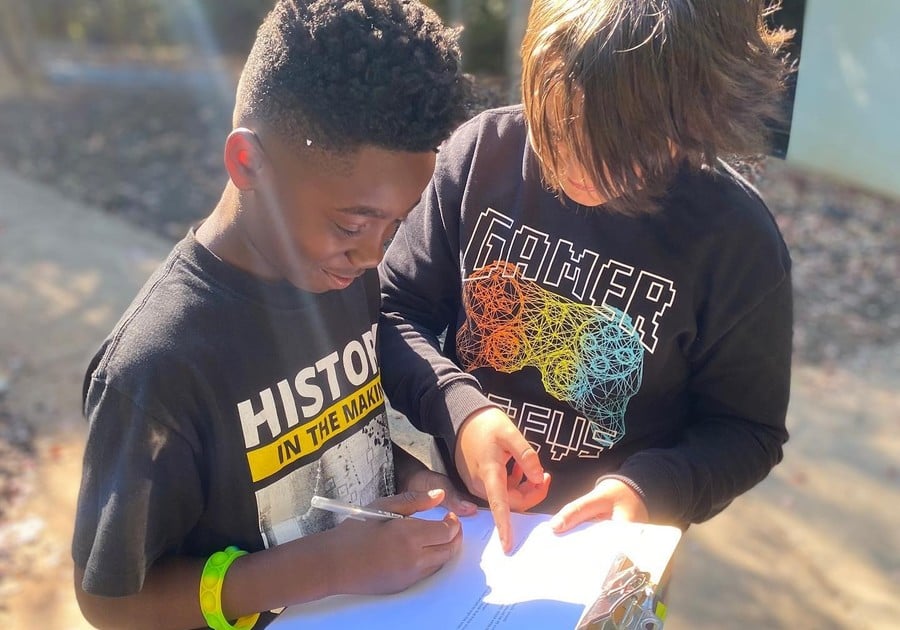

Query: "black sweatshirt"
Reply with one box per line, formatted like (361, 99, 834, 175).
(379, 106, 792, 527)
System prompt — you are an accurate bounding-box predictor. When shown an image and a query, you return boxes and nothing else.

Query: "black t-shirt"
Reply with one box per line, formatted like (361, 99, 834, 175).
(73, 230, 394, 610)
(379, 106, 792, 527)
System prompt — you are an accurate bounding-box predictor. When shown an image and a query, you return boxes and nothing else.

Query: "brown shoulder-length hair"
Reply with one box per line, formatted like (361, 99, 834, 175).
(522, 0, 792, 215)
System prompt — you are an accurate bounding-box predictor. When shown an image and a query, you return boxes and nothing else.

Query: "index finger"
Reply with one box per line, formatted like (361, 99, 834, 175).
(482, 463, 514, 554)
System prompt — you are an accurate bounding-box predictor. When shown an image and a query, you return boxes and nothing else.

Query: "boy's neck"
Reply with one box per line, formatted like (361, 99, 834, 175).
(196, 184, 281, 281)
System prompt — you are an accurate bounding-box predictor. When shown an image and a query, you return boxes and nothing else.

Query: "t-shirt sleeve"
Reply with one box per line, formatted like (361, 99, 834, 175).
(73, 377, 203, 597)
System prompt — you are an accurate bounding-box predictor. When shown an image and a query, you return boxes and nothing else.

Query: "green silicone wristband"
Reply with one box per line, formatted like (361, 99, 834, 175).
(199, 546, 260, 630)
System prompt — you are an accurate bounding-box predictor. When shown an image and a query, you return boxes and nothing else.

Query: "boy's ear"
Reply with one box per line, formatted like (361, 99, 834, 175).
(224, 128, 264, 190)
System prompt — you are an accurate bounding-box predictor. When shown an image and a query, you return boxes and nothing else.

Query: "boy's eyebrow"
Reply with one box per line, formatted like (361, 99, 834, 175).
(335, 200, 420, 219)
(336, 207, 387, 219)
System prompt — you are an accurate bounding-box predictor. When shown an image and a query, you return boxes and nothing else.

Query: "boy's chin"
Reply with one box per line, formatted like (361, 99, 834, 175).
(561, 186, 606, 208)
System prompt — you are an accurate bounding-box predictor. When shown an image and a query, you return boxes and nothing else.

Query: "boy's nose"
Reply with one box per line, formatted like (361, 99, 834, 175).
(348, 234, 386, 270)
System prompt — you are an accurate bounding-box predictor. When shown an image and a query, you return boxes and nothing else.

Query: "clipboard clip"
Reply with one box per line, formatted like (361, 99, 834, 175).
(576, 553, 665, 630)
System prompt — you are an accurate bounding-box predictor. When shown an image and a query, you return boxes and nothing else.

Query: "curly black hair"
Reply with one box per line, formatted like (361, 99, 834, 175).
(235, 0, 470, 154)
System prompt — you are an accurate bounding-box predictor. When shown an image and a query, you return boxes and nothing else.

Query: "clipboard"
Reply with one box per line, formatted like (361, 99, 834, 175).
(575, 553, 668, 629)
(272, 508, 681, 629)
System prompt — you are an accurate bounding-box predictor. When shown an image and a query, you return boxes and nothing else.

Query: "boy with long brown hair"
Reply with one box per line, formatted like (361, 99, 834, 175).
(380, 0, 793, 553)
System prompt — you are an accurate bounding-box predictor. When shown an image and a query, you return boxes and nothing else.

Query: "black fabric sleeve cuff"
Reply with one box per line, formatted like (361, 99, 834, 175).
(425, 378, 497, 455)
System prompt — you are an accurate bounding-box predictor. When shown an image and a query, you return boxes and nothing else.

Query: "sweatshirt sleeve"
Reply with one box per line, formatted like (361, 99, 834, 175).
(610, 251, 793, 526)
(378, 128, 496, 451)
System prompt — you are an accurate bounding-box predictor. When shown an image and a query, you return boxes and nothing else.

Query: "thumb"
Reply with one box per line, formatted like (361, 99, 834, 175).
(610, 502, 632, 521)
(373, 489, 446, 516)
(501, 432, 544, 486)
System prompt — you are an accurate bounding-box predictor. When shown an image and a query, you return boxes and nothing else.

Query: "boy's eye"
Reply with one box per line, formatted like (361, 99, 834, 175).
(335, 223, 364, 237)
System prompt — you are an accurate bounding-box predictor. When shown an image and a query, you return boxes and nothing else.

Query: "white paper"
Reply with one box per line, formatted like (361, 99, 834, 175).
(272, 508, 681, 630)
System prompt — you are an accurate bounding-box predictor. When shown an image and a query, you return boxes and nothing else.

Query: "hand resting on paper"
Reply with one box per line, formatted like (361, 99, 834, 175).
(330, 489, 463, 595)
(548, 478, 649, 533)
(454, 407, 552, 553)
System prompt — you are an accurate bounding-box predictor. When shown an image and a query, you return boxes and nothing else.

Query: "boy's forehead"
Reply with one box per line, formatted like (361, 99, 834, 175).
(256, 127, 354, 176)
(257, 131, 435, 211)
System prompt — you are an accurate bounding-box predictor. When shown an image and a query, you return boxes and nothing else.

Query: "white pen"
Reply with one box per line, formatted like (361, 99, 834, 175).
(310, 495, 406, 522)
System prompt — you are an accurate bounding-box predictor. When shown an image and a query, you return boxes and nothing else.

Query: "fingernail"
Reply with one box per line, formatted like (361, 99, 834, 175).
(428, 489, 442, 499)
(460, 500, 476, 511)
(549, 516, 563, 531)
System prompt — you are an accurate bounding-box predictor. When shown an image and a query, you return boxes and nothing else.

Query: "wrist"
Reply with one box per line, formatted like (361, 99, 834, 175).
(597, 474, 645, 499)
(441, 382, 495, 436)
(596, 474, 650, 519)
(200, 547, 260, 630)
(455, 405, 504, 460)
(602, 460, 685, 525)
(241, 531, 341, 609)
(315, 527, 353, 597)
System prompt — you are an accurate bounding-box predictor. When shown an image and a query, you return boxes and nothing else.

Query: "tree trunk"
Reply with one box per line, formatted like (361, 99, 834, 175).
(506, 0, 529, 103)
(447, 0, 465, 25)
(0, 0, 43, 91)
(447, 0, 468, 70)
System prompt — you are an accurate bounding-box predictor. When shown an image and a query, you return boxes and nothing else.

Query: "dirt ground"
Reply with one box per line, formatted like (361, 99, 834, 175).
(3, 168, 899, 630)
(1, 59, 898, 628)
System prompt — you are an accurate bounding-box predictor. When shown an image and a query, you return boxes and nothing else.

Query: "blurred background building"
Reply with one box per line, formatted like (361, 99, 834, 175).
(3, 0, 897, 199)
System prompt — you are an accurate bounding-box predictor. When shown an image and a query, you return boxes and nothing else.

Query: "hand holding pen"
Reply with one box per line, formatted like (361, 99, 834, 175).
(311, 495, 408, 522)
(313, 489, 464, 595)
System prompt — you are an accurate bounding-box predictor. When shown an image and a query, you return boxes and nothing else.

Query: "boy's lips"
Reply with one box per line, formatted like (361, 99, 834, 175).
(326, 269, 362, 280)
(567, 177, 598, 193)
(323, 269, 362, 288)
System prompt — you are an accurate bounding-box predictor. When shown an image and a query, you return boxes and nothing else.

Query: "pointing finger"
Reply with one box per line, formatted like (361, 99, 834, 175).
(482, 463, 513, 553)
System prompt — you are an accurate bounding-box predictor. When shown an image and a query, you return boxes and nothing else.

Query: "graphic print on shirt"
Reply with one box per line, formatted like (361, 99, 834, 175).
(458, 260, 643, 449)
(463, 208, 676, 353)
(459, 208, 677, 456)
(235, 323, 393, 548)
